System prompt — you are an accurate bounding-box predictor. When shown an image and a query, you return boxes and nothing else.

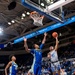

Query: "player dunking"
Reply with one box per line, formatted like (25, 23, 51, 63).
(5, 55, 18, 75)
(47, 36, 61, 75)
(24, 33, 47, 75)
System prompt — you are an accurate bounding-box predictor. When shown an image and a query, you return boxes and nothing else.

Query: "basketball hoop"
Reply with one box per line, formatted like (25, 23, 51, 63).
(30, 11, 44, 26)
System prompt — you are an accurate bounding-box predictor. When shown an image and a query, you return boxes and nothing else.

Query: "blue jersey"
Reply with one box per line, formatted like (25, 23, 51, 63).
(30, 44, 44, 64)
(9, 61, 18, 75)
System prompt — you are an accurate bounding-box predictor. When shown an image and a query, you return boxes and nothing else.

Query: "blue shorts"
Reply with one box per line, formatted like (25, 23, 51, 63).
(33, 63, 41, 75)
(9, 74, 16, 75)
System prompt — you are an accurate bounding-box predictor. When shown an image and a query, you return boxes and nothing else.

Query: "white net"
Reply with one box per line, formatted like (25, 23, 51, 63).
(30, 11, 44, 26)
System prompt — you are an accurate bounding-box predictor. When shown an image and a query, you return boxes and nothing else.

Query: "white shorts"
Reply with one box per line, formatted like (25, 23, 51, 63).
(28, 64, 34, 74)
(51, 61, 61, 72)
(28, 69, 33, 73)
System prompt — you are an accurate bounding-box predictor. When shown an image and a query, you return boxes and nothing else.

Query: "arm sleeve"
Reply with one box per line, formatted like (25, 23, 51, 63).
(40, 44, 44, 49)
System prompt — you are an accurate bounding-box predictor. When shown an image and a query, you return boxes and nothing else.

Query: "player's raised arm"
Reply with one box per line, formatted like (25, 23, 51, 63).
(24, 38, 30, 53)
(5, 61, 12, 75)
(42, 32, 47, 44)
(55, 37, 59, 51)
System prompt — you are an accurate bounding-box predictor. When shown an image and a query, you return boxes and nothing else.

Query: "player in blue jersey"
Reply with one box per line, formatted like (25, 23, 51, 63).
(5, 55, 18, 75)
(24, 33, 47, 75)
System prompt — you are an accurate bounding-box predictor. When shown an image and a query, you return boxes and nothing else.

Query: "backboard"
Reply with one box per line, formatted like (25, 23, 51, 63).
(22, 0, 74, 22)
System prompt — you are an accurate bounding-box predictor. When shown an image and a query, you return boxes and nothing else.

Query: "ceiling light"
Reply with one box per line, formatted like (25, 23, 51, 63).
(11, 20, 15, 23)
(51, 1, 54, 4)
(26, 12, 30, 15)
(0, 27, 3, 34)
(22, 13, 26, 17)
(46, 0, 51, 3)
(41, 3, 44, 6)
(46, 0, 54, 4)
(21, 17, 24, 20)
(8, 22, 11, 25)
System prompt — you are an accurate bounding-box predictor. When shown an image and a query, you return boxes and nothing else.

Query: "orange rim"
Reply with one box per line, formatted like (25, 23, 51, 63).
(30, 11, 38, 15)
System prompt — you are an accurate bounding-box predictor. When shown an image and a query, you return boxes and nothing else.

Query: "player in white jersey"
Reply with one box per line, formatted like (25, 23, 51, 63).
(28, 65, 34, 75)
(27, 53, 34, 75)
(47, 36, 61, 75)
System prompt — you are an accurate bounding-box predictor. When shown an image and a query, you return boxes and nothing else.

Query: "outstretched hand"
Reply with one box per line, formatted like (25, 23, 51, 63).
(24, 38, 27, 42)
(44, 32, 47, 37)
(55, 37, 59, 43)
(55, 36, 58, 39)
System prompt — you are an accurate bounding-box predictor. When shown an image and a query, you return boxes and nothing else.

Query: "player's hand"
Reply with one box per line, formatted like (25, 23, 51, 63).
(24, 38, 27, 42)
(55, 37, 59, 43)
(44, 32, 47, 36)
(55, 36, 58, 39)
(55, 34, 58, 39)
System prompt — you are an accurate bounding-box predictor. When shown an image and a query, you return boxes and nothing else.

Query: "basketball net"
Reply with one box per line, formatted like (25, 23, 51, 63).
(30, 11, 44, 26)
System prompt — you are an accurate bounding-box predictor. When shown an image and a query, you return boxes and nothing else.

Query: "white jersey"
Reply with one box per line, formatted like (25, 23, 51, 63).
(28, 53, 34, 73)
(50, 50, 58, 62)
(50, 50, 61, 71)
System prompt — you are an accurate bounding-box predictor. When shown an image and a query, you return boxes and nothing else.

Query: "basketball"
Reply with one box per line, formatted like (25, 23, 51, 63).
(52, 32, 58, 38)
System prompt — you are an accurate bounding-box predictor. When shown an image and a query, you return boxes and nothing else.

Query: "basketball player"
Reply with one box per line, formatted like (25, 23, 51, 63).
(27, 57, 34, 75)
(24, 32, 47, 75)
(47, 36, 61, 75)
(28, 67, 33, 75)
(5, 55, 18, 75)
